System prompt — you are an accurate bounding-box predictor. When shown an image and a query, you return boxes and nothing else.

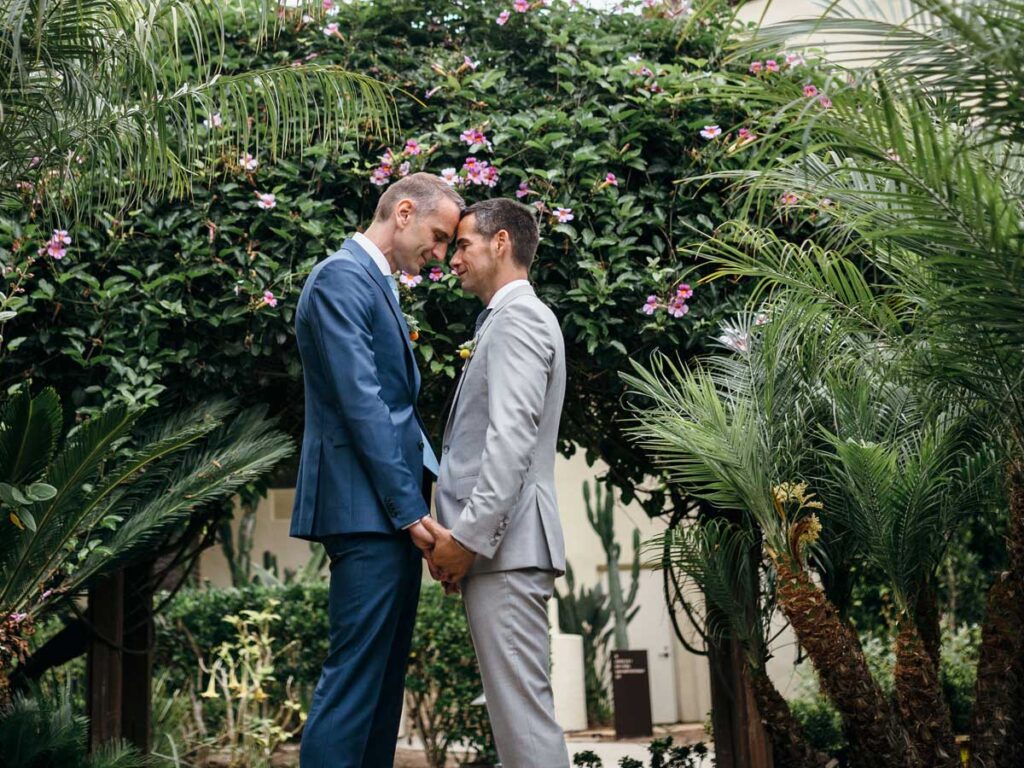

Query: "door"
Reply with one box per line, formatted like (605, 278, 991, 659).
(622, 567, 680, 724)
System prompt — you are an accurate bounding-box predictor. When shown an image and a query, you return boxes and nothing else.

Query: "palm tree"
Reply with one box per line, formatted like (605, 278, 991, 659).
(655, 1, 1024, 763)
(0, 387, 293, 703)
(0, 0, 395, 213)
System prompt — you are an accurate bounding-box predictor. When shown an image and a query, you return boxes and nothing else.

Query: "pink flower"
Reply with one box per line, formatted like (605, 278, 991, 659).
(765, 59, 780, 73)
(785, 52, 805, 68)
(642, 295, 659, 315)
(399, 271, 423, 288)
(668, 298, 689, 318)
(9, 612, 28, 624)
(754, 312, 769, 326)
(255, 192, 277, 210)
(605, 172, 618, 186)
(263, 290, 278, 308)
(429, 266, 444, 282)
(38, 228, 72, 260)
(240, 153, 259, 171)
(818, 95, 832, 109)
(700, 125, 722, 140)
(460, 128, 491, 149)
(820, 197, 834, 209)
(496, 10, 510, 24)
(203, 112, 223, 129)
(749, 61, 763, 74)
(516, 180, 531, 198)
(533, 200, 548, 214)
(322, 22, 340, 37)
(322, 0, 339, 14)
(404, 139, 421, 155)
(463, 56, 479, 70)
(738, 127, 754, 142)
(514, 0, 530, 11)
(554, 207, 574, 223)
(398, 161, 411, 177)
(440, 168, 459, 186)
(633, 66, 654, 77)
(803, 84, 818, 98)
(676, 283, 693, 300)
(482, 165, 499, 187)
(779, 191, 799, 206)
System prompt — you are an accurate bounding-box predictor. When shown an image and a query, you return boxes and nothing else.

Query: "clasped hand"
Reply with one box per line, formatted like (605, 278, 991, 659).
(408, 517, 475, 592)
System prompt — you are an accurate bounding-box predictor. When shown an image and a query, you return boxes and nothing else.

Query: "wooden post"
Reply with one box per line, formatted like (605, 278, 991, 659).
(87, 571, 125, 751)
(87, 565, 154, 755)
(121, 562, 153, 753)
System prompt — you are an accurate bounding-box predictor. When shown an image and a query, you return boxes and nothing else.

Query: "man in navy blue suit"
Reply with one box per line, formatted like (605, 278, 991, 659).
(290, 173, 464, 767)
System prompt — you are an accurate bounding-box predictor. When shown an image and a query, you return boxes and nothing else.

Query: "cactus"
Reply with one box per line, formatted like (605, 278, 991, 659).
(583, 479, 640, 651)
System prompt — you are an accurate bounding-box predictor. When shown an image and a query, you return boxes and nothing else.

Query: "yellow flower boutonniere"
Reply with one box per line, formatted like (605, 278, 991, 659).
(457, 337, 477, 361)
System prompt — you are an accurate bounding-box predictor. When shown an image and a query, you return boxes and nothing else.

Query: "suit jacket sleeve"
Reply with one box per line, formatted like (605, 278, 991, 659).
(452, 302, 553, 557)
(307, 259, 427, 529)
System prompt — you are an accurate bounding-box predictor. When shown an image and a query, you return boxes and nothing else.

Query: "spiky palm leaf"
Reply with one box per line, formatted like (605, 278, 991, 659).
(0, 395, 293, 624)
(0, 0, 395, 215)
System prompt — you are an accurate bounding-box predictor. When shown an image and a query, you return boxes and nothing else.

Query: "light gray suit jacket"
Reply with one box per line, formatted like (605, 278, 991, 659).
(435, 283, 566, 576)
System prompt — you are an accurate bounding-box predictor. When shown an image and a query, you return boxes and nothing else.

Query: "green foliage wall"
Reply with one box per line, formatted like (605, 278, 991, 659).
(1, 0, 758, 505)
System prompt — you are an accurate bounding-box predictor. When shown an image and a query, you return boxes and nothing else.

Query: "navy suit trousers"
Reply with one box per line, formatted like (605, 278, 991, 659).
(300, 533, 422, 768)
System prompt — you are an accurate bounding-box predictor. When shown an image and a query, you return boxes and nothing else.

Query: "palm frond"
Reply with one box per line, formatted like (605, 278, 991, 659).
(0, 386, 61, 484)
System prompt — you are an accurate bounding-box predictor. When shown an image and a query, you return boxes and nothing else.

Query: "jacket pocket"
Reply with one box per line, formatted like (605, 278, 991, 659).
(454, 474, 479, 501)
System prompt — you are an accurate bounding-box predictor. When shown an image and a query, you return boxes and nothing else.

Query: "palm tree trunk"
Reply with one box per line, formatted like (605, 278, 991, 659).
(749, 667, 834, 768)
(773, 556, 921, 768)
(892, 618, 958, 768)
(970, 462, 1024, 767)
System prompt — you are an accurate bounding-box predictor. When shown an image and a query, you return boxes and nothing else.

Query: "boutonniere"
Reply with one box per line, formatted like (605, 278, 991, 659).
(403, 311, 420, 342)
(457, 337, 477, 361)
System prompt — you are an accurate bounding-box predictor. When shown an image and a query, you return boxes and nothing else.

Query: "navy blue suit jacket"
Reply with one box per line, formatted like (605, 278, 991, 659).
(290, 239, 430, 540)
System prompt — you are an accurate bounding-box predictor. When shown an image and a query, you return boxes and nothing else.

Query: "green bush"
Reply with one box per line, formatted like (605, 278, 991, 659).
(156, 580, 495, 764)
(155, 582, 330, 700)
(788, 695, 847, 757)
(405, 582, 496, 768)
(0, 0, 774, 511)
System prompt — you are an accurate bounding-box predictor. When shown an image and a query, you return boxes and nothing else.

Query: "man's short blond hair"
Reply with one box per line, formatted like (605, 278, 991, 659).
(373, 172, 465, 221)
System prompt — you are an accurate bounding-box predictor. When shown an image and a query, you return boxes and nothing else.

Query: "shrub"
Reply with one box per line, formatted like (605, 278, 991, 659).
(405, 582, 496, 768)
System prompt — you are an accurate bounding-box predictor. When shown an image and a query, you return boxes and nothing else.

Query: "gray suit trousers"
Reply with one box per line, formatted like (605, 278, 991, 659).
(462, 569, 571, 768)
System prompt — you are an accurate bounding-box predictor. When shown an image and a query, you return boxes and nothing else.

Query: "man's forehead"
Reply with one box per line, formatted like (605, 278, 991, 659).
(456, 214, 477, 236)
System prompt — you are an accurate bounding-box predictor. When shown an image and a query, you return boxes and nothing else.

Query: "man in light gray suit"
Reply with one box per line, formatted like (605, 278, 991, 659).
(422, 198, 569, 768)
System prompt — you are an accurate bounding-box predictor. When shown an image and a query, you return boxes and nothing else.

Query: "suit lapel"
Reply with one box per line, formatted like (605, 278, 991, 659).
(343, 239, 421, 394)
(443, 283, 536, 441)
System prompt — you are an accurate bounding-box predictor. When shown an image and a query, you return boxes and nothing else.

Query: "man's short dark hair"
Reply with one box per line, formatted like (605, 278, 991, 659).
(373, 172, 465, 221)
(463, 198, 540, 270)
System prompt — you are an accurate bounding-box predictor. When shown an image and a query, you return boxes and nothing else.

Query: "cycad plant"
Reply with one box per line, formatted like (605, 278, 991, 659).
(628, 0, 1024, 764)
(0, 387, 293, 703)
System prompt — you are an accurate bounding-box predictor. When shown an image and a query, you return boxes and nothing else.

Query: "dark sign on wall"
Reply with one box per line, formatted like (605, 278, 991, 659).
(611, 649, 653, 739)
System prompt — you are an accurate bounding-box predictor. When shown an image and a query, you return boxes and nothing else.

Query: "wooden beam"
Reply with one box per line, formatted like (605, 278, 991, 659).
(121, 563, 153, 753)
(87, 571, 124, 751)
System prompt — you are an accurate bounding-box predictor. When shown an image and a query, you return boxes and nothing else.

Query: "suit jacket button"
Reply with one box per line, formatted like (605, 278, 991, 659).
(418, 441, 424, 450)
(443, 445, 450, 454)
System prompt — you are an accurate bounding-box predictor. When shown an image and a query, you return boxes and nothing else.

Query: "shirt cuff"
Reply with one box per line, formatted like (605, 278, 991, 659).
(402, 515, 431, 531)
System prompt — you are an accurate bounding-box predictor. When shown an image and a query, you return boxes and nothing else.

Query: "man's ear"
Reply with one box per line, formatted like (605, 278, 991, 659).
(395, 198, 415, 228)
(495, 229, 510, 260)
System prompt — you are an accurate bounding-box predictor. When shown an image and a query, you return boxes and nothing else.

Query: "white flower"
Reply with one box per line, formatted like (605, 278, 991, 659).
(439, 168, 459, 186)
(255, 192, 277, 210)
(240, 153, 259, 172)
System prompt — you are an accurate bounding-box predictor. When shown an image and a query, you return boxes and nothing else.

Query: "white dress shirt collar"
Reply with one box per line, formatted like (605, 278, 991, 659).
(353, 232, 392, 278)
(487, 278, 531, 309)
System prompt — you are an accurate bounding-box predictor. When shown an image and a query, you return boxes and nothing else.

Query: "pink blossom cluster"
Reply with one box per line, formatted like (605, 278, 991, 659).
(496, 0, 537, 23)
(460, 127, 492, 150)
(749, 59, 780, 75)
(38, 228, 71, 260)
(439, 157, 500, 188)
(642, 283, 693, 318)
(370, 141, 422, 187)
(429, 266, 444, 282)
(263, 290, 278, 308)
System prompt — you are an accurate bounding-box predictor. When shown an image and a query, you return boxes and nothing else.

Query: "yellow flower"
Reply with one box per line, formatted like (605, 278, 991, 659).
(459, 348, 471, 359)
(200, 675, 219, 699)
